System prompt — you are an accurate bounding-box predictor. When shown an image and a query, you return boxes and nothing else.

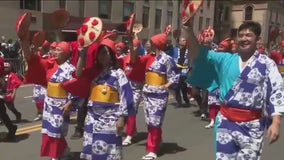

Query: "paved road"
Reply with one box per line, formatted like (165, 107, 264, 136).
(0, 85, 283, 160)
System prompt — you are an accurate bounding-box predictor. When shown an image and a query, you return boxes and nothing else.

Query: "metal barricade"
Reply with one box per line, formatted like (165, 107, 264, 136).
(4, 57, 25, 79)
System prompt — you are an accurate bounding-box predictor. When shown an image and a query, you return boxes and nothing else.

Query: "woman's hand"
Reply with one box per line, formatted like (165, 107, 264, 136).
(116, 116, 125, 134)
(63, 100, 72, 117)
(267, 115, 281, 144)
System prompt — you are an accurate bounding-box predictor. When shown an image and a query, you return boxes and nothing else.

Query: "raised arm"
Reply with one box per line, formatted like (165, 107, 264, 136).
(182, 19, 201, 61)
(20, 36, 33, 62)
(76, 47, 88, 77)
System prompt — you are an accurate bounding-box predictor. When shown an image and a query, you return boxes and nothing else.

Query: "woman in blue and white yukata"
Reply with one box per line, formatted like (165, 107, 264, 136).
(141, 33, 180, 160)
(22, 40, 77, 160)
(186, 20, 284, 160)
(76, 38, 134, 160)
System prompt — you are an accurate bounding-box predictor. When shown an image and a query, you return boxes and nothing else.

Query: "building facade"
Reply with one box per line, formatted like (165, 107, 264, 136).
(0, 0, 217, 46)
(214, 0, 284, 49)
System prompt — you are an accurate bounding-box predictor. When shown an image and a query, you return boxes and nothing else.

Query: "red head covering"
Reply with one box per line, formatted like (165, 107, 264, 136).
(218, 38, 231, 51)
(150, 33, 167, 51)
(116, 42, 126, 50)
(99, 38, 116, 54)
(133, 38, 140, 47)
(56, 41, 71, 57)
(50, 42, 57, 48)
(279, 40, 284, 47)
(42, 40, 50, 49)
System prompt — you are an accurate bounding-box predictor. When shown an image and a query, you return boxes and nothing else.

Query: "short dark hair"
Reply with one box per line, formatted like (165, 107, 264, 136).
(238, 21, 261, 37)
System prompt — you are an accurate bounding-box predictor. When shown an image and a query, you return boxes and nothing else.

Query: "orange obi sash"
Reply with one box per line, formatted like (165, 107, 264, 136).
(277, 64, 284, 74)
(47, 82, 68, 98)
(220, 104, 262, 122)
(145, 71, 166, 86)
(89, 84, 119, 103)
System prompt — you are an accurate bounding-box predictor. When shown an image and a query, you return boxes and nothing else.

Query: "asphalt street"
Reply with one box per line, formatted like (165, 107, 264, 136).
(0, 85, 283, 160)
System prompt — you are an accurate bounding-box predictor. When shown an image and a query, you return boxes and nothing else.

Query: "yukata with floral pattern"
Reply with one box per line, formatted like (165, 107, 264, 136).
(189, 46, 284, 160)
(23, 41, 77, 159)
(80, 68, 133, 160)
(142, 51, 179, 154)
(32, 84, 46, 115)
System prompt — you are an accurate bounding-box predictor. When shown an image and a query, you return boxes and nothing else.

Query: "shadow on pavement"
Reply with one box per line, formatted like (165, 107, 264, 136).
(70, 151, 81, 160)
(12, 119, 31, 124)
(158, 142, 187, 157)
(0, 132, 29, 143)
(132, 132, 148, 144)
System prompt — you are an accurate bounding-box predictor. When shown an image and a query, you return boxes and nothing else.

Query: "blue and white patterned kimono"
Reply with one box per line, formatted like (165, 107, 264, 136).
(142, 52, 179, 127)
(32, 84, 46, 102)
(42, 61, 76, 138)
(189, 47, 284, 160)
(80, 68, 133, 160)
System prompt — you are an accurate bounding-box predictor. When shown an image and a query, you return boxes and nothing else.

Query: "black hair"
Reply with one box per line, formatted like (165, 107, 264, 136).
(238, 21, 261, 37)
(96, 45, 119, 69)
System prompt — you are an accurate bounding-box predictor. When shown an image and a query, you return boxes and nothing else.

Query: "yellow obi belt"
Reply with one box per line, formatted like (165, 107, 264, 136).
(145, 71, 166, 86)
(89, 84, 119, 103)
(47, 82, 68, 98)
(176, 64, 188, 69)
(278, 64, 284, 74)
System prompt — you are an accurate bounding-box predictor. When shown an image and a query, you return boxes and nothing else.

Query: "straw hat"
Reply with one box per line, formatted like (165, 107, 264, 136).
(77, 17, 103, 47)
(181, 0, 203, 25)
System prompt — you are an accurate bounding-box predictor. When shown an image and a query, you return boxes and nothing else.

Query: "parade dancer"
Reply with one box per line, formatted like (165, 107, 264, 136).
(120, 38, 156, 146)
(185, 18, 284, 159)
(4, 62, 22, 122)
(74, 38, 134, 160)
(141, 33, 179, 160)
(22, 39, 76, 160)
(0, 57, 17, 141)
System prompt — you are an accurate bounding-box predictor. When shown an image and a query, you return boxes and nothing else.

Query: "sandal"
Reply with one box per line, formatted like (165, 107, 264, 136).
(204, 124, 213, 129)
(122, 136, 132, 146)
(142, 152, 157, 160)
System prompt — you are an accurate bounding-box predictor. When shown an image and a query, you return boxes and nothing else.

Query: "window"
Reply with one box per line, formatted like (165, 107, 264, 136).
(224, 6, 230, 21)
(59, 0, 66, 9)
(207, 0, 211, 8)
(20, 0, 41, 11)
(167, 0, 173, 6)
(245, 6, 253, 21)
(79, 0, 85, 17)
(198, 16, 203, 31)
(167, 11, 173, 25)
(123, 2, 134, 21)
(155, 9, 162, 29)
(98, 0, 111, 19)
(142, 6, 149, 28)
(206, 18, 210, 27)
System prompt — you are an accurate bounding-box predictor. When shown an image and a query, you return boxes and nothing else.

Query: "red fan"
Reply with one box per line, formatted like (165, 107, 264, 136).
(15, 12, 32, 40)
(164, 25, 172, 35)
(32, 31, 46, 48)
(50, 9, 70, 29)
(201, 26, 215, 40)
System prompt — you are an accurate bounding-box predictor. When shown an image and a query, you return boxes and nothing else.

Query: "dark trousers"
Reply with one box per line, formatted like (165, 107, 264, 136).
(75, 98, 88, 132)
(0, 100, 15, 130)
(192, 86, 208, 115)
(174, 76, 189, 105)
(5, 101, 21, 118)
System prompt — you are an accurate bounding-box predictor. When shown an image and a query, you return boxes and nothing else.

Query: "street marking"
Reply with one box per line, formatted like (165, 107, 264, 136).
(15, 116, 77, 135)
(24, 95, 33, 98)
(19, 84, 33, 88)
